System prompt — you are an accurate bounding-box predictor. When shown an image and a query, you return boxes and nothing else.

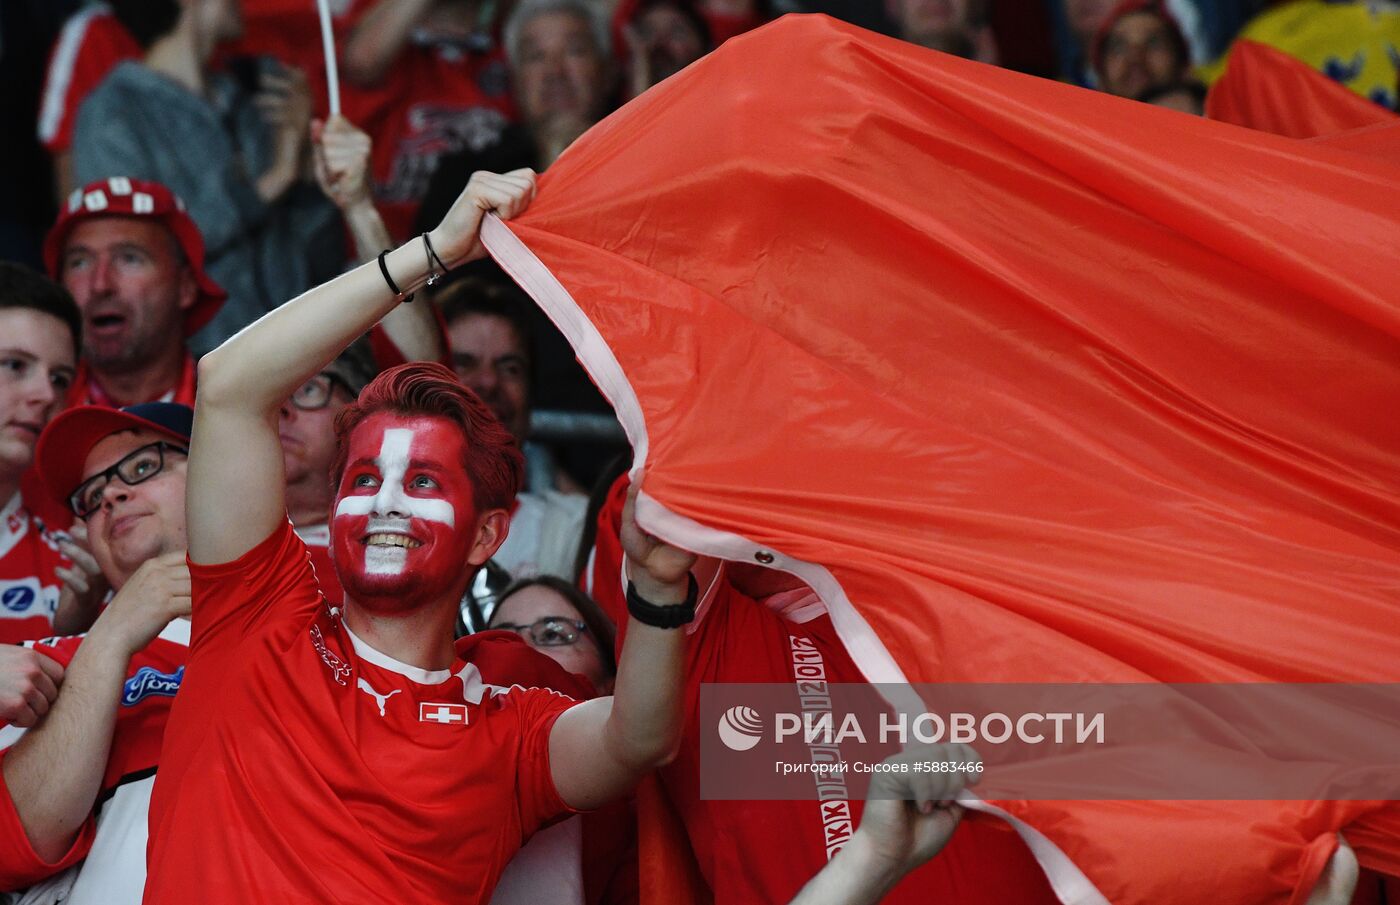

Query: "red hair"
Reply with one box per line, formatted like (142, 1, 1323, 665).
(331, 362, 524, 511)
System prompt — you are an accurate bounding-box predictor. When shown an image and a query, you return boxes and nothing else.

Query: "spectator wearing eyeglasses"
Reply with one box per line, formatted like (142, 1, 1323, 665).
(487, 576, 639, 905)
(490, 575, 617, 694)
(280, 345, 377, 604)
(0, 402, 195, 903)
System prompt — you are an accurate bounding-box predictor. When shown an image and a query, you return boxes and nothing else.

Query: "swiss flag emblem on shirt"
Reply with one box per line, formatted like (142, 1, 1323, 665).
(419, 702, 468, 725)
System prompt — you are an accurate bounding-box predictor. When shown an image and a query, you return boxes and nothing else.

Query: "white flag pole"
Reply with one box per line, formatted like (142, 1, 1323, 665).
(316, 0, 342, 117)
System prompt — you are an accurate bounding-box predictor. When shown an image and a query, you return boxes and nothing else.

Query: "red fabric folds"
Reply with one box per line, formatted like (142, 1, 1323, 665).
(486, 15, 1400, 905)
(1207, 39, 1395, 138)
(1311, 120, 1400, 164)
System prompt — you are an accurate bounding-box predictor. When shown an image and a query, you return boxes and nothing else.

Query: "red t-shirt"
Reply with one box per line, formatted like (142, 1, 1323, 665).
(65, 355, 199, 410)
(37, 5, 142, 154)
(0, 622, 188, 897)
(291, 522, 342, 604)
(585, 476, 1060, 905)
(0, 491, 71, 645)
(214, 0, 368, 121)
(145, 521, 580, 904)
(341, 40, 515, 241)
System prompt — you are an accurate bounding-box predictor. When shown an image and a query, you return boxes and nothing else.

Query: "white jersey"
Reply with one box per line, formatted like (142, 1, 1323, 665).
(493, 491, 588, 581)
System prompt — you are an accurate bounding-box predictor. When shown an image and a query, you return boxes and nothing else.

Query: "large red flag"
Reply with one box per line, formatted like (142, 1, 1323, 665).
(483, 15, 1400, 904)
(1207, 39, 1395, 138)
(1311, 120, 1400, 163)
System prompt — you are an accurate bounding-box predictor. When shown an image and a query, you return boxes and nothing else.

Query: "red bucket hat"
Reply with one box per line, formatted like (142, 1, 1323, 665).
(42, 177, 227, 337)
(1090, 0, 1190, 79)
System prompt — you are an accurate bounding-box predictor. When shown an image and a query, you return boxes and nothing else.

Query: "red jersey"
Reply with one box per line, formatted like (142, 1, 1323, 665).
(212, 0, 376, 132)
(65, 355, 198, 410)
(37, 5, 142, 155)
(291, 522, 342, 604)
(0, 491, 71, 645)
(145, 522, 581, 904)
(342, 39, 514, 241)
(585, 476, 1060, 905)
(0, 621, 189, 901)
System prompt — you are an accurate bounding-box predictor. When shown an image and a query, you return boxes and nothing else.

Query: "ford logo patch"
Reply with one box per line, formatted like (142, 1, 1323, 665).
(122, 665, 185, 706)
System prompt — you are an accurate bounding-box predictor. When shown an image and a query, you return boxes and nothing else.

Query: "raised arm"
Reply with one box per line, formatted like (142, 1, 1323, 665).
(187, 170, 537, 565)
(789, 745, 977, 905)
(312, 115, 445, 363)
(547, 481, 694, 810)
(342, 0, 435, 87)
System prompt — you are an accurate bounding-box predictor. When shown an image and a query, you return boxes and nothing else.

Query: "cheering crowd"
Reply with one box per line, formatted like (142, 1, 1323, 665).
(1, 0, 1398, 902)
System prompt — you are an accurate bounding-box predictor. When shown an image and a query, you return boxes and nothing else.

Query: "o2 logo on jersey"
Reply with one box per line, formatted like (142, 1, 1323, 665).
(122, 666, 185, 707)
(0, 581, 40, 614)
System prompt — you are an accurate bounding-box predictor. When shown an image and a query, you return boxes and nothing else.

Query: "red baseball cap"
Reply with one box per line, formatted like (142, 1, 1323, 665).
(35, 402, 193, 514)
(42, 177, 227, 337)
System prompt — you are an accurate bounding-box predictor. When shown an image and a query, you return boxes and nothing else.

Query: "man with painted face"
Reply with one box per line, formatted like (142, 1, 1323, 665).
(144, 169, 694, 904)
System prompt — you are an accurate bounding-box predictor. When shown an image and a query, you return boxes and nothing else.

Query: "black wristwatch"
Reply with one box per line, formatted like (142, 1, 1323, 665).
(626, 573, 698, 629)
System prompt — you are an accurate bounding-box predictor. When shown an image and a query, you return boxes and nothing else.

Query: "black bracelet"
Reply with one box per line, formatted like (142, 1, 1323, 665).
(422, 232, 450, 282)
(377, 249, 414, 303)
(627, 573, 698, 629)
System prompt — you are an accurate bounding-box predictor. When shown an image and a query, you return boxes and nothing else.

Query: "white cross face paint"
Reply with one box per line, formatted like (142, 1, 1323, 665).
(335, 428, 457, 577)
(364, 541, 407, 575)
(336, 429, 456, 525)
(359, 517, 417, 574)
(331, 414, 480, 610)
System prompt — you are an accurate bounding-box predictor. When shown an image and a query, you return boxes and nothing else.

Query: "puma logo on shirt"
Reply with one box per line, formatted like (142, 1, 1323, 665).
(357, 677, 401, 717)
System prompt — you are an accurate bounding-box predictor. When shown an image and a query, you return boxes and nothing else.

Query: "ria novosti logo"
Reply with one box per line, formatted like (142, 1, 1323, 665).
(717, 705, 764, 751)
(716, 704, 1107, 750)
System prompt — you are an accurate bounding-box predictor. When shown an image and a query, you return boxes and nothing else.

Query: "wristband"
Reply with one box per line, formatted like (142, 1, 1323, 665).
(377, 249, 414, 303)
(422, 231, 451, 288)
(627, 573, 698, 629)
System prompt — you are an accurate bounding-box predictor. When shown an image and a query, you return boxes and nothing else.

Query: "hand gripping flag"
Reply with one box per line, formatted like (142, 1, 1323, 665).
(1207, 39, 1395, 139)
(481, 15, 1400, 905)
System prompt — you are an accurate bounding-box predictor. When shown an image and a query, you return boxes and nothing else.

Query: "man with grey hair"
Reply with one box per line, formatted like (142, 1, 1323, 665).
(504, 0, 615, 165)
(416, 0, 616, 231)
(415, 0, 621, 486)
(503, 0, 614, 71)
